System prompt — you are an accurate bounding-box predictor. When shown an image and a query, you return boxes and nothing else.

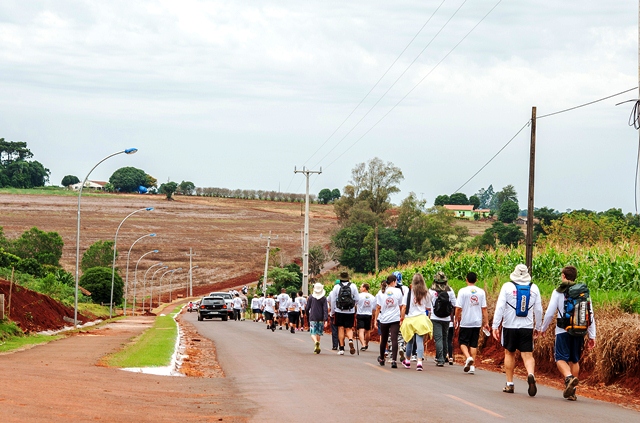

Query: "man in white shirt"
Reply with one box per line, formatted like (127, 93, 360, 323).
(295, 291, 308, 331)
(251, 296, 262, 322)
(329, 272, 360, 355)
(276, 288, 291, 330)
(541, 266, 596, 401)
(492, 264, 543, 396)
(232, 293, 243, 321)
(355, 283, 377, 351)
(262, 293, 276, 331)
(455, 272, 490, 375)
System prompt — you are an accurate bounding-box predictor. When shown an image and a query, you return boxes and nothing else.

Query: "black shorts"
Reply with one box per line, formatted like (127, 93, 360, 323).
(356, 315, 372, 330)
(288, 311, 300, 325)
(278, 310, 288, 318)
(458, 327, 480, 348)
(502, 328, 534, 353)
(252, 308, 262, 314)
(334, 312, 355, 328)
(264, 311, 274, 321)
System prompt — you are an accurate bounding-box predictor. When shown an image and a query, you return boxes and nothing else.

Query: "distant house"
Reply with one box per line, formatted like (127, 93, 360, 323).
(442, 204, 491, 220)
(69, 180, 107, 191)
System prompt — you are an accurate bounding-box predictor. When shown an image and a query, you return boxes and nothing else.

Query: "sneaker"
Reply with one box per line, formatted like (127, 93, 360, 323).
(527, 374, 537, 397)
(331, 346, 338, 350)
(279, 326, 283, 330)
(349, 340, 355, 355)
(503, 384, 514, 394)
(410, 355, 417, 362)
(402, 360, 411, 369)
(290, 327, 295, 334)
(360, 346, 367, 351)
(314, 341, 321, 354)
(566, 394, 577, 401)
(448, 356, 454, 366)
(377, 356, 385, 366)
(416, 363, 423, 371)
(338, 350, 344, 355)
(436, 362, 444, 367)
(468, 366, 475, 375)
(463, 357, 474, 373)
(563, 376, 579, 399)
(391, 361, 398, 369)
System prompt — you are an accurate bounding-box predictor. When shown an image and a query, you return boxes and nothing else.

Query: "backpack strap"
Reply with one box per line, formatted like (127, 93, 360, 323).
(405, 287, 412, 312)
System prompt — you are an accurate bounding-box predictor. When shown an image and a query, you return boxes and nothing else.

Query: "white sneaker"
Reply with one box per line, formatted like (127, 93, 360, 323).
(464, 357, 474, 373)
(338, 350, 344, 355)
(468, 366, 475, 374)
(410, 355, 417, 362)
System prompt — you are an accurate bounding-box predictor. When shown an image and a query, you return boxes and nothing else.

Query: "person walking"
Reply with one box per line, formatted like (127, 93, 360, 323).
(276, 288, 291, 330)
(355, 283, 376, 351)
(251, 295, 262, 322)
(429, 271, 456, 367)
(232, 293, 243, 321)
(454, 272, 490, 375)
(262, 292, 277, 331)
(541, 266, 596, 401)
(306, 283, 329, 354)
(400, 273, 433, 371)
(296, 290, 307, 331)
(329, 272, 359, 355)
(492, 264, 543, 396)
(287, 292, 301, 334)
(373, 274, 405, 368)
(327, 280, 340, 350)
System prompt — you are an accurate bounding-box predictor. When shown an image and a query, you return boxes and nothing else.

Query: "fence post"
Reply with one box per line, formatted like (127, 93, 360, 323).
(1, 294, 5, 320)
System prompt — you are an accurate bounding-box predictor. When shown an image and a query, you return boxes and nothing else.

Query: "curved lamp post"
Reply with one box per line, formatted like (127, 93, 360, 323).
(110, 207, 154, 318)
(188, 265, 199, 297)
(169, 268, 182, 302)
(124, 233, 156, 315)
(142, 262, 163, 313)
(133, 250, 158, 315)
(149, 265, 168, 310)
(74, 147, 138, 327)
(158, 268, 176, 305)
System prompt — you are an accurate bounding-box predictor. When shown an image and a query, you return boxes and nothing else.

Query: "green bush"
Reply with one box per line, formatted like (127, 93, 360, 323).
(79, 267, 123, 305)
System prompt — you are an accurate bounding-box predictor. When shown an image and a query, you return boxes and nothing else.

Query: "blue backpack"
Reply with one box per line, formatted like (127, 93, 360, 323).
(508, 281, 533, 317)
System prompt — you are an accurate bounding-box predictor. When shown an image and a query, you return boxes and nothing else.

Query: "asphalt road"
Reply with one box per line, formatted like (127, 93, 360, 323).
(186, 313, 639, 422)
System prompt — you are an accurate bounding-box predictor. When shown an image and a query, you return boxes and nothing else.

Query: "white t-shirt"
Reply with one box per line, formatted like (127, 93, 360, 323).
(406, 291, 431, 317)
(428, 287, 457, 322)
(296, 296, 307, 310)
(492, 281, 543, 330)
(456, 285, 487, 327)
(357, 292, 377, 315)
(541, 289, 596, 339)
(262, 298, 276, 313)
(277, 293, 291, 311)
(232, 297, 242, 309)
(250, 297, 260, 309)
(287, 299, 300, 312)
(375, 287, 406, 324)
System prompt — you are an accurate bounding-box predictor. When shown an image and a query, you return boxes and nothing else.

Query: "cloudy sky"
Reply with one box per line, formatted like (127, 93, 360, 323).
(0, 1, 637, 212)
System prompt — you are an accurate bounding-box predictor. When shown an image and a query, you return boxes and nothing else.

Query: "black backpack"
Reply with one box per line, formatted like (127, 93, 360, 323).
(336, 282, 355, 310)
(433, 289, 453, 318)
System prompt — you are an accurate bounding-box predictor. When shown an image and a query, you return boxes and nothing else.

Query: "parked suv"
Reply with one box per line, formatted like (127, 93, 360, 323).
(208, 292, 235, 318)
(197, 296, 228, 321)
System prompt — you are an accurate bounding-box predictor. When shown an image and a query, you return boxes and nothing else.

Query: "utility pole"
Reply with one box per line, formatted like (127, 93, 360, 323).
(525, 106, 537, 271)
(187, 248, 196, 297)
(294, 166, 322, 296)
(261, 232, 277, 294)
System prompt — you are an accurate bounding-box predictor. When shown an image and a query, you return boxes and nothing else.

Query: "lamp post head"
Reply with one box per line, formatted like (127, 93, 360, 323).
(152, 250, 159, 253)
(145, 207, 154, 211)
(124, 148, 138, 155)
(149, 233, 156, 237)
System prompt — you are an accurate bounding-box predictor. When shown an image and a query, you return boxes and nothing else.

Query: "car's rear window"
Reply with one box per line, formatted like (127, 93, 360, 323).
(201, 298, 223, 305)
(210, 292, 232, 299)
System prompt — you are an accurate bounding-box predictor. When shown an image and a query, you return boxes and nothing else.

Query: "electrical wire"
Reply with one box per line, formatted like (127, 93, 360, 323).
(538, 87, 638, 120)
(627, 98, 640, 213)
(322, 0, 503, 171)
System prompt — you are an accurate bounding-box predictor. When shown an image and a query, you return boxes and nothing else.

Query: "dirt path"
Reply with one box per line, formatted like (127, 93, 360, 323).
(0, 317, 253, 423)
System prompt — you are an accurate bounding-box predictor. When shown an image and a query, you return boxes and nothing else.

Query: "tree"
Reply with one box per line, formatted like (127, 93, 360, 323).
(159, 181, 178, 200)
(331, 188, 341, 201)
(109, 167, 150, 193)
(178, 180, 195, 195)
(474, 185, 495, 209)
(79, 267, 124, 304)
(145, 174, 158, 188)
(495, 185, 518, 211)
(498, 200, 519, 223)
(534, 206, 562, 236)
(81, 240, 116, 272)
(469, 195, 480, 209)
(318, 188, 333, 204)
(448, 192, 469, 205)
(61, 175, 80, 187)
(434, 195, 450, 206)
(267, 267, 301, 293)
(10, 227, 63, 267)
(493, 222, 525, 247)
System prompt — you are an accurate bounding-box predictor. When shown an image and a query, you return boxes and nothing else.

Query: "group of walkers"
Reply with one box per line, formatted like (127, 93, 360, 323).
(249, 288, 308, 333)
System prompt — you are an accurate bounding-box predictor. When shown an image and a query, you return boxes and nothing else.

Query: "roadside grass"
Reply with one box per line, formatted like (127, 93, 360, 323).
(78, 303, 111, 319)
(0, 319, 62, 352)
(104, 305, 182, 368)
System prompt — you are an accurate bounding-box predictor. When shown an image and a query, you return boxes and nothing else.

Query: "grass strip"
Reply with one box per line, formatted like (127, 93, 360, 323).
(105, 313, 178, 368)
(0, 333, 62, 352)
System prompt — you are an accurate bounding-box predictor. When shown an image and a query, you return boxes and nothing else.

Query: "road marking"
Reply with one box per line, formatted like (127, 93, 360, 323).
(445, 395, 504, 418)
(364, 362, 391, 374)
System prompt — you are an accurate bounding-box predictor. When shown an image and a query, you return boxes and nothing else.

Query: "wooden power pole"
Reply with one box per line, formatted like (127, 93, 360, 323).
(526, 107, 537, 271)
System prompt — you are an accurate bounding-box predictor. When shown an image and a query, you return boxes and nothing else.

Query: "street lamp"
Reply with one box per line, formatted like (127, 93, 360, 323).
(149, 265, 168, 310)
(110, 207, 154, 318)
(158, 268, 176, 305)
(133, 250, 158, 315)
(74, 147, 138, 327)
(169, 268, 182, 302)
(124, 233, 156, 315)
(142, 262, 163, 313)
(188, 265, 199, 297)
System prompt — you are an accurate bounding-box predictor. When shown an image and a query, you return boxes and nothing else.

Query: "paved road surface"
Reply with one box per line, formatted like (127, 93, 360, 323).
(187, 313, 639, 422)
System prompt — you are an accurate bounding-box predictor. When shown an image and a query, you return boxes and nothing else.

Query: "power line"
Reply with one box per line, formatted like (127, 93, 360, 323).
(323, 0, 503, 171)
(538, 87, 638, 119)
(312, 0, 470, 170)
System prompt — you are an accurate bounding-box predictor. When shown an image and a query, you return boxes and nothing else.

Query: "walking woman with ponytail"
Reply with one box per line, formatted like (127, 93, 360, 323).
(400, 273, 433, 371)
(373, 274, 406, 368)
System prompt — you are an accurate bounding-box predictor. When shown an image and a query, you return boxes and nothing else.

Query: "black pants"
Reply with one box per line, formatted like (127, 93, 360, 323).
(379, 321, 400, 362)
(448, 325, 454, 359)
(233, 309, 241, 321)
(331, 321, 339, 348)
